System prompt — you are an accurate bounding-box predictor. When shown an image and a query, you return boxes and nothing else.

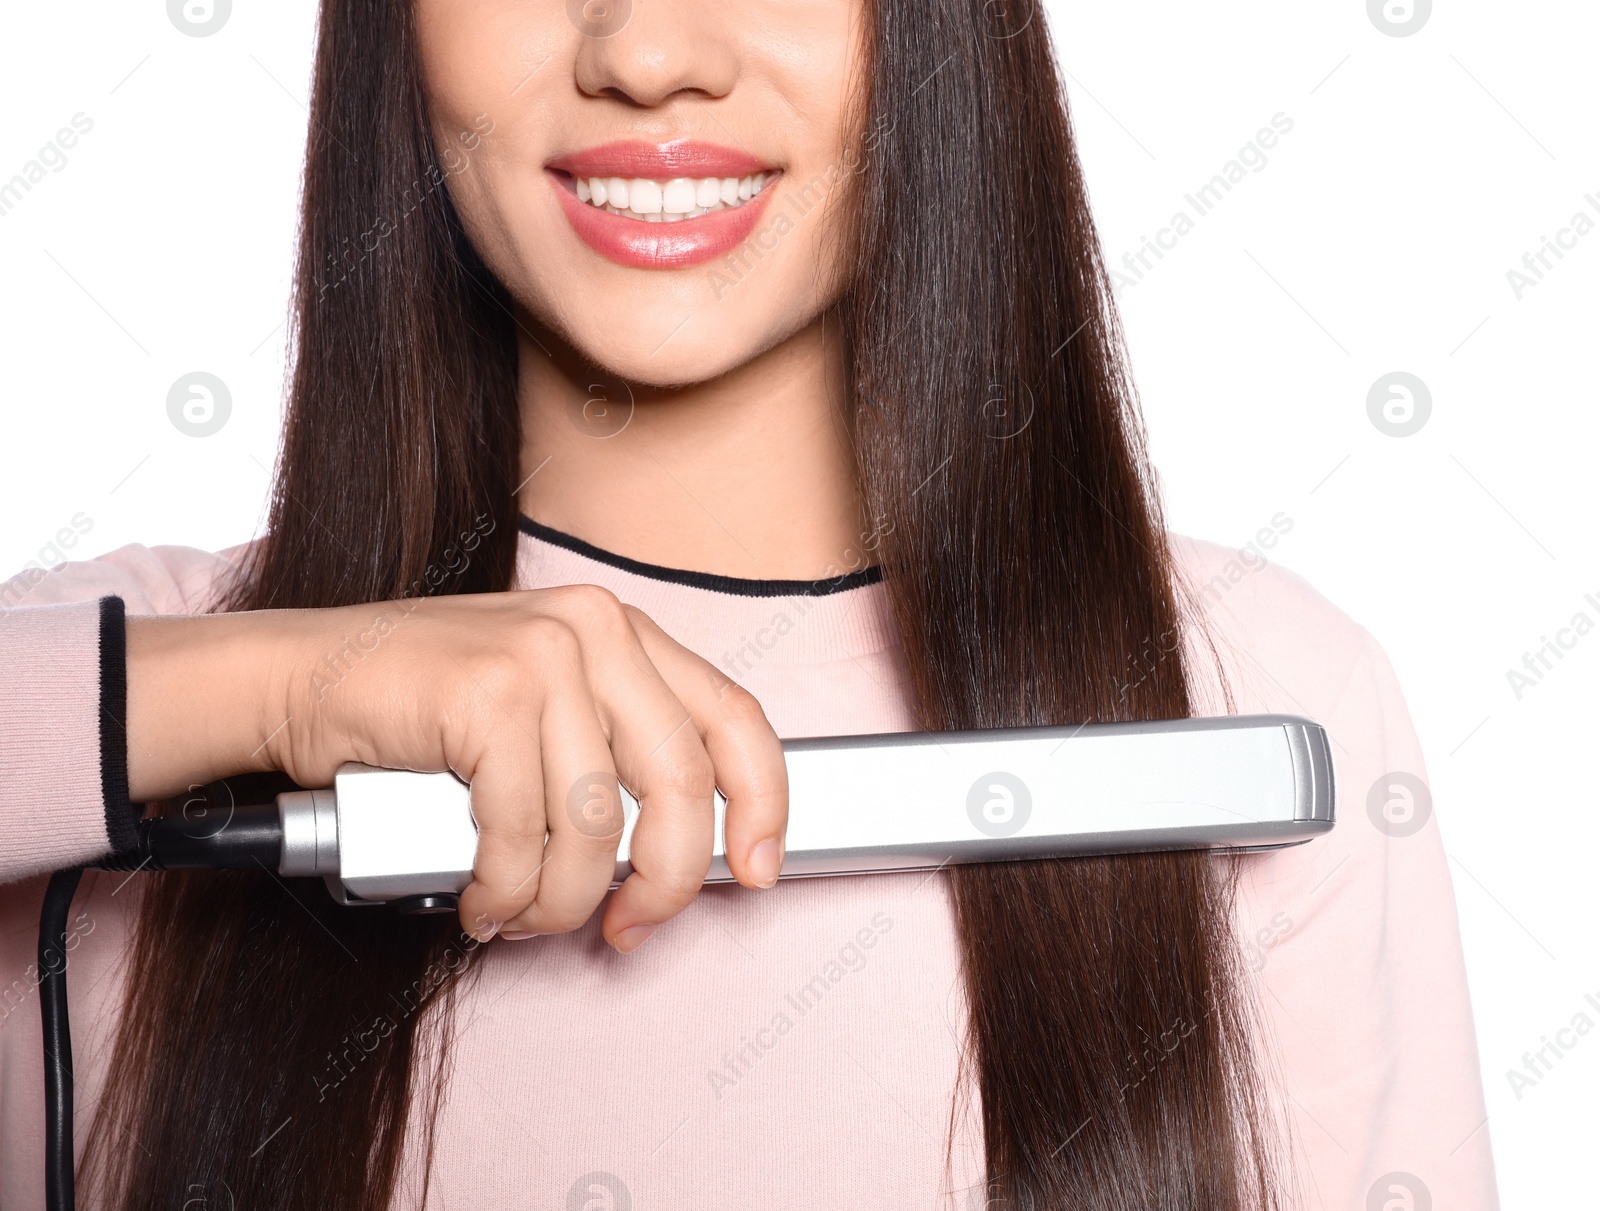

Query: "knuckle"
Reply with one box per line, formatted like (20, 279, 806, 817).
(490, 616, 581, 691)
(710, 681, 770, 731)
(469, 650, 528, 704)
(477, 819, 548, 853)
(522, 613, 582, 660)
(555, 582, 620, 611)
(620, 602, 660, 634)
(562, 771, 626, 838)
(647, 862, 708, 910)
(556, 584, 633, 638)
(652, 748, 716, 804)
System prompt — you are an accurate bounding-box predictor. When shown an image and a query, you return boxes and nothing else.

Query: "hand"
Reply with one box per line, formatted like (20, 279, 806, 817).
(125, 585, 789, 951)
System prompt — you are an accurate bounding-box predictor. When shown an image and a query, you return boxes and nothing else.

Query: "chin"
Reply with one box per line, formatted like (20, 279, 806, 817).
(549, 300, 799, 389)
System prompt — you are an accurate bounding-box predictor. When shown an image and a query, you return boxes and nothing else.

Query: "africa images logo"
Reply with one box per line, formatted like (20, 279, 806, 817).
(967, 771, 1031, 838)
(168, 0, 231, 37)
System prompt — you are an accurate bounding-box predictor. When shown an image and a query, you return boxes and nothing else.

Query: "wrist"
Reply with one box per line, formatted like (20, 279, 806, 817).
(125, 612, 293, 800)
(265, 600, 402, 784)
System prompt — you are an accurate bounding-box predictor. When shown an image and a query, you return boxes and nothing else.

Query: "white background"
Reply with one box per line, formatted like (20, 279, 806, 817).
(0, 2, 1594, 1203)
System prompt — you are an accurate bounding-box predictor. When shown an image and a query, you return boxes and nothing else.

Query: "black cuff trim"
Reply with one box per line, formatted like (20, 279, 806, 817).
(97, 596, 137, 853)
(518, 514, 883, 599)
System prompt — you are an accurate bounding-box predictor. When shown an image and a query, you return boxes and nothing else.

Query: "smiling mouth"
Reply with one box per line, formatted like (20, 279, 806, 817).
(555, 170, 779, 224)
(546, 141, 783, 269)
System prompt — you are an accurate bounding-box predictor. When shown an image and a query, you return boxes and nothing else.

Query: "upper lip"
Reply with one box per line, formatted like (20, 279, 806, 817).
(547, 140, 774, 181)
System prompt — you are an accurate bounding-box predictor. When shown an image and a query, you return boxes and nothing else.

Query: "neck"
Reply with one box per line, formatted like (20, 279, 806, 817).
(515, 313, 868, 581)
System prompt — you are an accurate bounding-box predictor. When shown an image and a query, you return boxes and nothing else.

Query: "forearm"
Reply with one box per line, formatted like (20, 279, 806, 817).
(125, 611, 304, 801)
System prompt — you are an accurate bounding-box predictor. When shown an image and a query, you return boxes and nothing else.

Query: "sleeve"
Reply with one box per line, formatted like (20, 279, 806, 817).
(1243, 630, 1501, 1210)
(0, 542, 248, 884)
(0, 597, 134, 880)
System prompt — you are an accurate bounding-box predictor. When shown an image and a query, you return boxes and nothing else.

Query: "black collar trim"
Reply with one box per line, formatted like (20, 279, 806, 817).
(518, 515, 882, 599)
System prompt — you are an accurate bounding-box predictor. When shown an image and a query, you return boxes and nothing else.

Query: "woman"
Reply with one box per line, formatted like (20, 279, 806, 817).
(0, 0, 1496, 1207)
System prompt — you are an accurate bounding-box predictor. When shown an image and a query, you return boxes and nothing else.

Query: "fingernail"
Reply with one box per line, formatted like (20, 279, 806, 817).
(612, 923, 658, 953)
(475, 921, 501, 943)
(500, 930, 539, 941)
(750, 838, 784, 888)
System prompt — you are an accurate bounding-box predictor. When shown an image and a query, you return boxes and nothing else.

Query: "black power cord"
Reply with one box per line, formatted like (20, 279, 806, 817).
(40, 866, 84, 1211)
(39, 804, 281, 1210)
(36, 801, 450, 1207)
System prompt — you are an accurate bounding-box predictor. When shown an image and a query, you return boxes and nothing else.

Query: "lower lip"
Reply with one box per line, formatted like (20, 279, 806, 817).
(548, 170, 779, 270)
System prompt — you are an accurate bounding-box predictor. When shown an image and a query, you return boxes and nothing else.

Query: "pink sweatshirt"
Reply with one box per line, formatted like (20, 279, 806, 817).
(0, 520, 1498, 1209)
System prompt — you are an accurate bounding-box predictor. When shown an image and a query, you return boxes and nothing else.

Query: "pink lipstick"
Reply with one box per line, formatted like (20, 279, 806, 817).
(547, 140, 782, 270)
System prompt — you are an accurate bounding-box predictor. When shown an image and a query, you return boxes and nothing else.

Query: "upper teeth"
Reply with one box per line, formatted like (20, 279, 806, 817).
(574, 173, 772, 222)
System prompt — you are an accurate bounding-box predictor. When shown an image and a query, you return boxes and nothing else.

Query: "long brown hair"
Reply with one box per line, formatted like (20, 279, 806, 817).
(84, 1, 1284, 1207)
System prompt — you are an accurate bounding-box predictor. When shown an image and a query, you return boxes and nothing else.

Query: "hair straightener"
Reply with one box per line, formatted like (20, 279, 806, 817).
(96, 712, 1331, 910)
(38, 713, 1333, 1209)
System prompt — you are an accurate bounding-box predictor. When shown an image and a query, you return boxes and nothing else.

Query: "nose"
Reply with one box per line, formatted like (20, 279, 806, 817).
(572, 0, 739, 107)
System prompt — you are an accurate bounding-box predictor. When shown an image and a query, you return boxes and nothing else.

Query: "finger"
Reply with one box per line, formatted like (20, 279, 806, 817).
(539, 588, 720, 948)
(534, 585, 729, 947)
(599, 701, 717, 950)
(452, 619, 611, 939)
(456, 725, 548, 943)
(500, 675, 621, 937)
(622, 606, 789, 891)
